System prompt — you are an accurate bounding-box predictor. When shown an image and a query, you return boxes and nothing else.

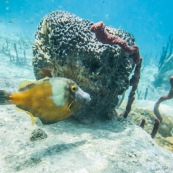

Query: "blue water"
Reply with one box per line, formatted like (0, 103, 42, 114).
(0, 0, 172, 58)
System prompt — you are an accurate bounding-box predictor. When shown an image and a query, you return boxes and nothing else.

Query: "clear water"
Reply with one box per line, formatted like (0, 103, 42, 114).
(0, 0, 173, 55)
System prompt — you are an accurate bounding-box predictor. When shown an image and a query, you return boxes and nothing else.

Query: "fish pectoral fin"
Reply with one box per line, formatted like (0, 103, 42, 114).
(16, 106, 36, 125)
(26, 111, 36, 125)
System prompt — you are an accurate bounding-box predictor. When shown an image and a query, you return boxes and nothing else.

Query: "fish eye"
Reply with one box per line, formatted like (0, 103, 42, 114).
(71, 85, 77, 92)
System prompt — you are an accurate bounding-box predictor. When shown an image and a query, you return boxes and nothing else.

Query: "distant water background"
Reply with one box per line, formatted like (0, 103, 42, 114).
(0, 0, 173, 63)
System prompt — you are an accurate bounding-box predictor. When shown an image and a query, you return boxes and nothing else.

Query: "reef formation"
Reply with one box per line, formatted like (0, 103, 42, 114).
(32, 10, 136, 121)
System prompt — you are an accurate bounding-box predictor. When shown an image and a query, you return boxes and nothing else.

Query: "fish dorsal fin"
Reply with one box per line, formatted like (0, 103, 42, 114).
(18, 80, 35, 91)
(18, 77, 49, 92)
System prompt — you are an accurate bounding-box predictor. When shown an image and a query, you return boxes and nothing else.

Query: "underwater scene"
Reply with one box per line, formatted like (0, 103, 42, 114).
(0, 0, 173, 172)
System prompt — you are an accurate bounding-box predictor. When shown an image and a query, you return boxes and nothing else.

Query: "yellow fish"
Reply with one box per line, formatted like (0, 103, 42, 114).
(0, 77, 91, 124)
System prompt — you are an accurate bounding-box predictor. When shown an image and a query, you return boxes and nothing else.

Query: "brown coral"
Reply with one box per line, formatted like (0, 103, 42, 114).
(32, 10, 136, 121)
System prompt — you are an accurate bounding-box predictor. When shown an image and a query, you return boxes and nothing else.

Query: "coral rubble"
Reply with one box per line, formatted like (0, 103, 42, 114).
(32, 10, 136, 121)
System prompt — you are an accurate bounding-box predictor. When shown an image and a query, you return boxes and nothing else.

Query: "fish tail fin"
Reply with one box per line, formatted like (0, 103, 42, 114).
(0, 90, 11, 105)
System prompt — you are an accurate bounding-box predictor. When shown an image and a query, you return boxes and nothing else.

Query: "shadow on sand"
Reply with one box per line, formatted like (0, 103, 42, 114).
(13, 140, 86, 171)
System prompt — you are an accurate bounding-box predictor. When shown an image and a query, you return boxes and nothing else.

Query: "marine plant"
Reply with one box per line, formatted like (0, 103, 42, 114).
(0, 34, 31, 66)
(154, 35, 173, 87)
(91, 21, 163, 138)
(154, 76, 173, 123)
(148, 75, 173, 138)
(90, 21, 142, 119)
(158, 35, 173, 70)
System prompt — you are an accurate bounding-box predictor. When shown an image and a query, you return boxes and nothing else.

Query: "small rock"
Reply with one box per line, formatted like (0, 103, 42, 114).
(30, 128, 48, 142)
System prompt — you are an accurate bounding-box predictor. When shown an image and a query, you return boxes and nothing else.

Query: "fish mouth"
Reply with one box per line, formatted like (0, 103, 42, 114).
(75, 88, 91, 104)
